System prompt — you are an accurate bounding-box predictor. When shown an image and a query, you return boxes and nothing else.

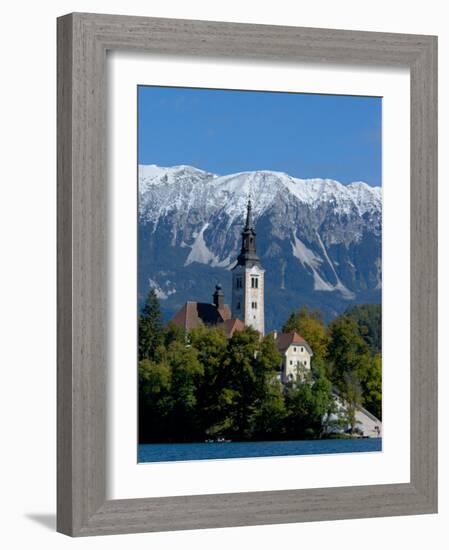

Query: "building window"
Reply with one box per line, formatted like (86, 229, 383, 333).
(293, 347, 297, 352)
(251, 301, 257, 309)
(301, 346, 304, 352)
(290, 360, 293, 365)
(236, 302, 240, 310)
(236, 277, 242, 289)
(251, 276, 259, 288)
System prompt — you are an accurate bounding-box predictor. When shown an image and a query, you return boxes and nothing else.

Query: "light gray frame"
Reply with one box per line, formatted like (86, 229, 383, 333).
(57, 12, 438, 537)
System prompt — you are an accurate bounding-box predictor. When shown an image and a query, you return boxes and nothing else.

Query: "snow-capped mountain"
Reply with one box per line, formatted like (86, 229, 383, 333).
(138, 164, 382, 330)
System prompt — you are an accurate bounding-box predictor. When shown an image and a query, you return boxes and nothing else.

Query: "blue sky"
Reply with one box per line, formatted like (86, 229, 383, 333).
(138, 86, 381, 186)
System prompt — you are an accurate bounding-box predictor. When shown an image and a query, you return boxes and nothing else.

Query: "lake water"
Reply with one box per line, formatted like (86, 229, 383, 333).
(138, 438, 382, 463)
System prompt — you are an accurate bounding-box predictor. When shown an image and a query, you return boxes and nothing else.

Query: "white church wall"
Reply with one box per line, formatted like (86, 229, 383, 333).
(283, 346, 312, 382)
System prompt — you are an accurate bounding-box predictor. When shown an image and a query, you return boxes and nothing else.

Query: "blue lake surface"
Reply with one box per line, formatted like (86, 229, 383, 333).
(138, 438, 382, 463)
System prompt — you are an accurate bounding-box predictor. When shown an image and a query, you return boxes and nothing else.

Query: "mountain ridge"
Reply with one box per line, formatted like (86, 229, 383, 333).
(138, 164, 382, 331)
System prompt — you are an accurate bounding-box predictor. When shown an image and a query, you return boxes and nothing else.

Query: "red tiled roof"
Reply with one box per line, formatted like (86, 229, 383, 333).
(217, 306, 232, 321)
(170, 301, 232, 332)
(275, 332, 313, 355)
(220, 318, 246, 338)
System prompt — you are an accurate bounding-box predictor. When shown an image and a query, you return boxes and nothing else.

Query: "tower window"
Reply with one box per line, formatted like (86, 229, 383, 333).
(251, 301, 257, 309)
(235, 277, 243, 289)
(251, 276, 259, 288)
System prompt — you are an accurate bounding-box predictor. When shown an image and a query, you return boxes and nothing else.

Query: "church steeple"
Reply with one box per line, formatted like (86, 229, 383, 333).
(244, 198, 254, 230)
(231, 198, 265, 335)
(237, 199, 261, 267)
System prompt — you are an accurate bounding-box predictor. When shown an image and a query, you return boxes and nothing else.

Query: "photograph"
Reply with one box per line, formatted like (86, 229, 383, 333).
(137, 85, 382, 462)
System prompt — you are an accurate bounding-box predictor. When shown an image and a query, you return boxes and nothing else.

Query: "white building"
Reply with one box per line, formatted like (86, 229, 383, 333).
(274, 331, 313, 383)
(231, 200, 265, 335)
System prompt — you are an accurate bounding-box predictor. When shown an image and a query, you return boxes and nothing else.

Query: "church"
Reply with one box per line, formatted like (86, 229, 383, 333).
(170, 199, 313, 379)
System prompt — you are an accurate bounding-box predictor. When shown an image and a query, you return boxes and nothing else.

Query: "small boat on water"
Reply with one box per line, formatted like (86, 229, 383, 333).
(205, 437, 232, 443)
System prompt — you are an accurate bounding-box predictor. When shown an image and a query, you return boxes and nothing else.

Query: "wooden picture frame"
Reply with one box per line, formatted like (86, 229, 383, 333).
(57, 12, 438, 536)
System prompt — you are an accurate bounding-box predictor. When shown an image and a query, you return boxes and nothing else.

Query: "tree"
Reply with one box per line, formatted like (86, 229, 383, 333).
(285, 358, 334, 439)
(250, 333, 286, 439)
(165, 340, 204, 441)
(339, 373, 363, 434)
(345, 303, 382, 355)
(327, 315, 371, 390)
(138, 358, 172, 442)
(328, 313, 382, 420)
(222, 327, 261, 439)
(189, 326, 229, 437)
(164, 320, 186, 347)
(139, 288, 164, 361)
(363, 353, 382, 419)
(282, 306, 329, 360)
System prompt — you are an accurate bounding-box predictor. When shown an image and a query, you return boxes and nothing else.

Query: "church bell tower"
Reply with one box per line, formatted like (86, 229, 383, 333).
(231, 199, 265, 335)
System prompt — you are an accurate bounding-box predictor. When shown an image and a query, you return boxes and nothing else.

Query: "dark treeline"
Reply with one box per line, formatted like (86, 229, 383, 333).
(139, 290, 382, 443)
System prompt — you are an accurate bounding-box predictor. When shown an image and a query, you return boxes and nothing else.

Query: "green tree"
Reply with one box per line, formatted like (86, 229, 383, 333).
(165, 340, 204, 441)
(138, 359, 172, 442)
(327, 315, 371, 390)
(282, 306, 329, 360)
(363, 353, 382, 419)
(250, 333, 286, 439)
(345, 303, 382, 355)
(222, 327, 261, 439)
(189, 326, 229, 437)
(328, 313, 382, 420)
(139, 288, 164, 361)
(164, 320, 186, 347)
(339, 373, 363, 434)
(285, 358, 334, 439)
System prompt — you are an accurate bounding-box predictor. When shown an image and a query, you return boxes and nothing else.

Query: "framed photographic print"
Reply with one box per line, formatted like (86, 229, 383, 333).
(57, 13, 437, 536)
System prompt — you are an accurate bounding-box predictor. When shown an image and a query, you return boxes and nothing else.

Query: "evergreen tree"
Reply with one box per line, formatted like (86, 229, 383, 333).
(138, 288, 164, 361)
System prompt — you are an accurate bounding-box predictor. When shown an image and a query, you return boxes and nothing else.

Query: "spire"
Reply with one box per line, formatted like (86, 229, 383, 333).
(235, 198, 261, 268)
(244, 198, 254, 231)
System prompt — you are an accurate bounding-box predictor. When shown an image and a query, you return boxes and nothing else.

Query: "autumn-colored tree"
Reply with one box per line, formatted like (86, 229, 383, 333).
(282, 306, 329, 360)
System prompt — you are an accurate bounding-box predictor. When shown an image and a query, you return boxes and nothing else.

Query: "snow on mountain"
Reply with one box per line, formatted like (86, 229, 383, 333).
(138, 164, 382, 329)
(139, 164, 381, 225)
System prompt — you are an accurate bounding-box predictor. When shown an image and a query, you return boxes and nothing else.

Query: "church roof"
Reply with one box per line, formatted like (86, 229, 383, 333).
(275, 332, 313, 355)
(220, 318, 246, 338)
(171, 301, 231, 332)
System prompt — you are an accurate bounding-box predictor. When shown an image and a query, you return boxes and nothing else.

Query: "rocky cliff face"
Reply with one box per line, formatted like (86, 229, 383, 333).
(138, 165, 381, 331)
